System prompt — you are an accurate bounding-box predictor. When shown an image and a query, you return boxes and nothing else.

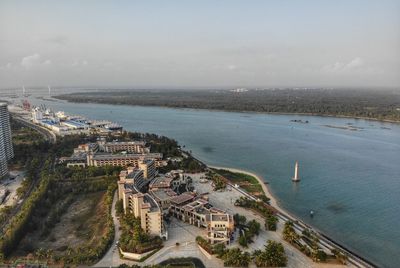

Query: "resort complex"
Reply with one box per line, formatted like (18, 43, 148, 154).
(117, 163, 235, 245)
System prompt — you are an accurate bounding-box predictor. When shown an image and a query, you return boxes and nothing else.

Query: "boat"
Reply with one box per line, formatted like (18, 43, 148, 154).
(292, 161, 300, 182)
(310, 210, 314, 217)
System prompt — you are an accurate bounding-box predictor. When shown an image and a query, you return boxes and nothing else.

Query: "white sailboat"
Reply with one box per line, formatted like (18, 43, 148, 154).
(292, 161, 300, 182)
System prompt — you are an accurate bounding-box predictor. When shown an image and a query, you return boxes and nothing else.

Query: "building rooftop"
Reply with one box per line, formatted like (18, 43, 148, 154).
(105, 141, 146, 145)
(149, 175, 173, 189)
(150, 188, 177, 202)
(170, 193, 195, 206)
(143, 193, 161, 212)
(93, 152, 162, 160)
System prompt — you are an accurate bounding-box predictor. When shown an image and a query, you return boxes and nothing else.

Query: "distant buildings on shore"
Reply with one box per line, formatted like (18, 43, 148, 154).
(0, 103, 14, 178)
(31, 107, 122, 136)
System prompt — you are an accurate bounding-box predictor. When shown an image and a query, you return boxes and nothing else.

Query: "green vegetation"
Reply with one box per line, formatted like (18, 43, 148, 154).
(205, 170, 226, 191)
(159, 257, 206, 268)
(252, 240, 287, 267)
(195, 236, 213, 254)
(233, 214, 261, 247)
(160, 155, 206, 173)
(0, 129, 120, 265)
(222, 247, 251, 267)
(0, 158, 53, 257)
(117, 257, 206, 268)
(212, 169, 268, 201)
(283, 222, 335, 263)
(56, 88, 400, 122)
(331, 248, 349, 264)
(196, 235, 287, 267)
(235, 197, 278, 231)
(115, 199, 124, 216)
(119, 213, 163, 254)
(265, 214, 279, 231)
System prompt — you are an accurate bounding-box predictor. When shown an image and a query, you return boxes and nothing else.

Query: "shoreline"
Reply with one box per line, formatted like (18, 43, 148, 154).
(208, 166, 307, 230)
(207, 165, 376, 268)
(53, 97, 400, 125)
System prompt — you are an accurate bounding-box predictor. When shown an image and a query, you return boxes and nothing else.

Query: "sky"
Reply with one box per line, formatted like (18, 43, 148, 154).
(0, 0, 399, 90)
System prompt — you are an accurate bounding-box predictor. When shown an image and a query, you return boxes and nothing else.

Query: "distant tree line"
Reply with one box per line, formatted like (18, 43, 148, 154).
(56, 88, 400, 122)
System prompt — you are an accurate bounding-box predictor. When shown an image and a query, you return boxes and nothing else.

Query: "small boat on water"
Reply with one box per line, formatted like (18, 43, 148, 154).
(292, 161, 300, 182)
(310, 210, 314, 217)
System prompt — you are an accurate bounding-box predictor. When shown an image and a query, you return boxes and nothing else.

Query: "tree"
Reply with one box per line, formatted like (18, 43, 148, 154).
(282, 221, 299, 244)
(265, 215, 278, 231)
(263, 240, 287, 267)
(115, 199, 124, 216)
(233, 213, 247, 227)
(222, 247, 251, 267)
(248, 220, 261, 236)
(213, 243, 226, 258)
(238, 234, 248, 248)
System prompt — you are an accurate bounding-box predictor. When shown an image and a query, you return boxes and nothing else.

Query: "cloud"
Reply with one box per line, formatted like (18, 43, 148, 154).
(46, 35, 68, 45)
(20, 53, 52, 69)
(72, 59, 89, 67)
(227, 64, 237, 70)
(21, 53, 41, 69)
(322, 57, 365, 73)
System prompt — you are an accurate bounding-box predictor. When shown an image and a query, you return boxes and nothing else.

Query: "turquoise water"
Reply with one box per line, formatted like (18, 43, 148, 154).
(28, 97, 400, 267)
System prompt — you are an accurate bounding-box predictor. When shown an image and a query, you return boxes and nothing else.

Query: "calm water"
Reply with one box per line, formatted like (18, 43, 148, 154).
(25, 96, 400, 267)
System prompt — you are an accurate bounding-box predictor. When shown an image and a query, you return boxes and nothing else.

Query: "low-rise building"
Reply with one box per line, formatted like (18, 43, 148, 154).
(149, 188, 178, 212)
(59, 141, 164, 168)
(99, 140, 150, 154)
(170, 196, 234, 244)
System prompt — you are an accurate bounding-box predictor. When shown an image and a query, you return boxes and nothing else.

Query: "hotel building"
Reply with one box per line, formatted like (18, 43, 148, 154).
(99, 140, 150, 154)
(60, 141, 164, 168)
(118, 168, 167, 239)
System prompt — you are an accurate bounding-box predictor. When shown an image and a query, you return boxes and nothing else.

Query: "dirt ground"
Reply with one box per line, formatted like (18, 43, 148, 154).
(14, 191, 108, 256)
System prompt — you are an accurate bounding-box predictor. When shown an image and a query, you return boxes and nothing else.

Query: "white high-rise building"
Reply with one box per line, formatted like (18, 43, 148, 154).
(0, 103, 13, 178)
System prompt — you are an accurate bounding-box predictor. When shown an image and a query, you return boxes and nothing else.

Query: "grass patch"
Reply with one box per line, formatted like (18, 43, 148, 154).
(159, 257, 206, 268)
(211, 168, 268, 200)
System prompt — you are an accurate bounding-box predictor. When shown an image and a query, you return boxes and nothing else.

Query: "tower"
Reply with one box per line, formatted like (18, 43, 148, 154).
(0, 103, 14, 178)
(292, 161, 300, 182)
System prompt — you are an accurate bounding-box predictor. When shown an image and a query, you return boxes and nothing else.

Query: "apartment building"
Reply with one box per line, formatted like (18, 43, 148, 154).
(0, 103, 13, 178)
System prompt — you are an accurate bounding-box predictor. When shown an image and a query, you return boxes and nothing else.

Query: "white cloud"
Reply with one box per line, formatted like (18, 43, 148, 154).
(21, 53, 41, 69)
(227, 64, 237, 70)
(322, 57, 365, 73)
(346, 57, 364, 69)
(20, 53, 52, 69)
(72, 59, 89, 67)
